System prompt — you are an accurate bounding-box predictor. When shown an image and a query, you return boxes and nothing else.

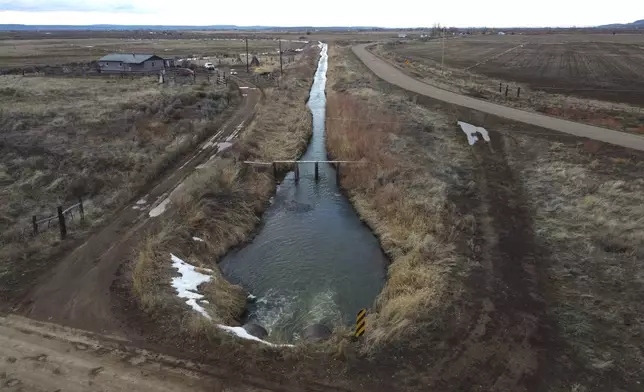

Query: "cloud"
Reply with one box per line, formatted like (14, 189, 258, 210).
(0, 0, 141, 13)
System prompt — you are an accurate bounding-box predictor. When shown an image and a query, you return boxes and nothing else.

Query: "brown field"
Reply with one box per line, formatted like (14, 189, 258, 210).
(0, 37, 306, 68)
(386, 34, 644, 104)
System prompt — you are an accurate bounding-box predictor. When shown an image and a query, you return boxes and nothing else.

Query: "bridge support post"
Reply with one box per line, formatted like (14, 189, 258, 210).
(314, 162, 319, 182)
(335, 162, 341, 184)
(272, 162, 277, 182)
(295, 163, 300, 183)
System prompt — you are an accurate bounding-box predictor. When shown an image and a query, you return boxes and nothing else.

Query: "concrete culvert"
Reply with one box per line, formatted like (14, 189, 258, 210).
(302, 324, 332, 342)
(242, 323, 268, 339)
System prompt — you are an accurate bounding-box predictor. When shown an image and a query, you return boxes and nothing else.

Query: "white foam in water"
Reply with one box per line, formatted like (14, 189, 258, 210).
(170, 254, 291, 347)
(249, 289, 297, 334)
(307, 288, 341, 324)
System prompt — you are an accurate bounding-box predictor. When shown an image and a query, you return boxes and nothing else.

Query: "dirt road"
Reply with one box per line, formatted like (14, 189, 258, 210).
(12, 79, 261, 336)
(352, 43, 644, 151)
(0, 314, 289, 392)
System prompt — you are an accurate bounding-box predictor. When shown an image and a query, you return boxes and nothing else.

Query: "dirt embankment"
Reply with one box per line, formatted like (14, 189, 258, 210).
(325, 43, 644, 391)
(0, 314, 299, 392)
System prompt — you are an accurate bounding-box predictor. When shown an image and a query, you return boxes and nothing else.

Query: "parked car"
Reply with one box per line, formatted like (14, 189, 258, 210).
(204, 62, 215, 70)
(230, 69, 238, 75)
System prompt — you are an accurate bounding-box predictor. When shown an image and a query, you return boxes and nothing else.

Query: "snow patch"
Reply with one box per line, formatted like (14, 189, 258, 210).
(136, 198, 147, 205)
(170, 254, 291, 348)
(457, 121, 491, 146)
(225, 121, 245, 142)
(200, 128, 225, 151)
(170, 254, 213, 319)
(149, 198, 170, 217)
(192, 237, 205, 242)
(217, 325, 293, 347)
(217, 142, 233, 152)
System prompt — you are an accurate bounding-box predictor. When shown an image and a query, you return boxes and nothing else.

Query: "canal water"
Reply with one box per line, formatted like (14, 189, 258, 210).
(220, 43, 387, 342)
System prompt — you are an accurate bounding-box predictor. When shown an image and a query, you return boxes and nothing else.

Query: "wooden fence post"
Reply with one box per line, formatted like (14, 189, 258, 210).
(57, 206, 67, 239)
(499, 82, 502, 93)
(78, 197, 85, 221)
(505, 85, 509, 97)
(517, 87, 521, 98)
(336, 163, 341, 184)
(32, 215, 38, 235)
(314, 161, 319, 182)
(294, 162, 300, 183)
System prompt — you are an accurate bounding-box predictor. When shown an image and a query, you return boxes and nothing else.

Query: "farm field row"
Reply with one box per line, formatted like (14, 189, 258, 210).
(386, 34, 644, 104)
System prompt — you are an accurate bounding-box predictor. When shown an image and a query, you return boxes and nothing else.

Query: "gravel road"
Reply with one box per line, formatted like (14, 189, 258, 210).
(353, 43, 644, 151)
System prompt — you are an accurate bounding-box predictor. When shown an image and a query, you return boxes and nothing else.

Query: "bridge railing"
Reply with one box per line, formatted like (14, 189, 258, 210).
(243, 160, 365, 183)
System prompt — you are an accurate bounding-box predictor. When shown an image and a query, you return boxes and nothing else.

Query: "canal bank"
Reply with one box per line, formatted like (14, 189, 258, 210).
(220, 43, 388, 343)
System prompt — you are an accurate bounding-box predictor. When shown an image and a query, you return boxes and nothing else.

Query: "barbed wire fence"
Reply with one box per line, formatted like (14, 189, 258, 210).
(30, 197, 85, 240)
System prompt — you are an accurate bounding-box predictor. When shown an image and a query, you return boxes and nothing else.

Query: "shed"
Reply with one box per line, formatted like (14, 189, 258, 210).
(98, 54, 166, 73)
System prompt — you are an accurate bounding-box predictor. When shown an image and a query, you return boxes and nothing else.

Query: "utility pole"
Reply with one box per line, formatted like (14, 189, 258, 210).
(441, 28, 445, 76)
(245, 37, 249, 73)
(279, 39, 283, 76)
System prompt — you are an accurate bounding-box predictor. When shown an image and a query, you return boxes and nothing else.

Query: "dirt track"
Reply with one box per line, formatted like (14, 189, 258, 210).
(352, 43, 644, 151)
(10, 78, 261, 336)
(0, 314, 292, 392)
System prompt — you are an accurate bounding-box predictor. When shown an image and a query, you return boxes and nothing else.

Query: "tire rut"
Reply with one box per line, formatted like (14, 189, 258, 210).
(432, 132, 554, 392)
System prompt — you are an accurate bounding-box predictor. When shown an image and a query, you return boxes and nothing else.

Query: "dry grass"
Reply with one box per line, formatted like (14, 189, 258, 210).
(132, 160, 273, 324)
(129, 45, 319, 338)
(506, 137, 644, 386)
(325, 45, 474, 347)
(0, 74, 236, 301)
(330, 42, 644, 389)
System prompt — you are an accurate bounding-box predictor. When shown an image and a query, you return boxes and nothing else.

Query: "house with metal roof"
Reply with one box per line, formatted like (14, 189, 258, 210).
(98, 53, 166, 73)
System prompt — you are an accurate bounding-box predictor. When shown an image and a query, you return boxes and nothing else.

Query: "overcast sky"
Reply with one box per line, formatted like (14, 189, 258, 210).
(0, 0, 642, 27)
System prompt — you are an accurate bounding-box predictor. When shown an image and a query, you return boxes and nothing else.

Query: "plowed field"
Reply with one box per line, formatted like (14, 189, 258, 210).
(389, 34, 644, 104)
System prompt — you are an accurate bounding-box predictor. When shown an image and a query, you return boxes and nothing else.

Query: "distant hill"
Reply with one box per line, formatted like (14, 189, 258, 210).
(597, 19, 644, 29)
(0, 24, 382, 32)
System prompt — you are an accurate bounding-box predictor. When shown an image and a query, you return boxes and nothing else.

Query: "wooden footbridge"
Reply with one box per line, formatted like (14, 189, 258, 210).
(243, 160, 363, 182)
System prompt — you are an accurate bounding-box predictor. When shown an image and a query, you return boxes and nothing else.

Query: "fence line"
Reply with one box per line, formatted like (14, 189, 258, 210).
(31, 197, 85, 239)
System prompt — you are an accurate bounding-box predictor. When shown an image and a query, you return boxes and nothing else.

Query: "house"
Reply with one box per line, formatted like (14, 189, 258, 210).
(98, 53, 166, 73)
(398, 33, 408, 38)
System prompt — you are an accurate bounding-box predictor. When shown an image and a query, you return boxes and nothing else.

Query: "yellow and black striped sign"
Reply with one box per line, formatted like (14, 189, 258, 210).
(355, 309, 366, 337)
